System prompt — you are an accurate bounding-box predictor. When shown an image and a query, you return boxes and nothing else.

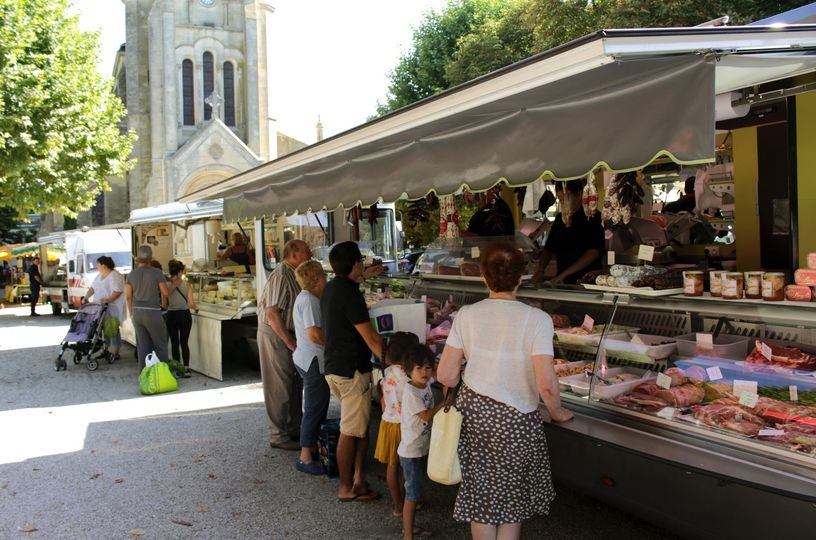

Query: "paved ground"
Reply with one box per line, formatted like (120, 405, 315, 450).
(0, 303, 678, 539)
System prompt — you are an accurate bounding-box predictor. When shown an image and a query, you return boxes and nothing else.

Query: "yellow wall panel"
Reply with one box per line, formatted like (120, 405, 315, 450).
(797, 92, 816, 263)
(732, 127, 760, 271)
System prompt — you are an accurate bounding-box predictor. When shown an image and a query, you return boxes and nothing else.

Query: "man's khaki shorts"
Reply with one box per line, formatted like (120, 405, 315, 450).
(325, 371, 372, 438)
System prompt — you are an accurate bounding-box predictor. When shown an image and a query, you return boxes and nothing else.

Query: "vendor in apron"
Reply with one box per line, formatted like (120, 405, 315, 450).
(218, 232, 255, 272)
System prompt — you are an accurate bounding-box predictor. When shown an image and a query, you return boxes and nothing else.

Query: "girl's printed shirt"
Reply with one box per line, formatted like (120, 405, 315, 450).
(381, 364, 409, 423)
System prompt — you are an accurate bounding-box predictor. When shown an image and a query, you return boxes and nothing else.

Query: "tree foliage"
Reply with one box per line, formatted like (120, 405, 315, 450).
(0, 0, 134, 219)
(380, 0, 811, 110)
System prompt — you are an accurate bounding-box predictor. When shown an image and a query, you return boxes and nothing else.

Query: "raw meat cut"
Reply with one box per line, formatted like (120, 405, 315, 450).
(745, 340, 816, 371)
(550, 314, 571, 329)
(459, 261, 481, 276)
(655, 384, 705, 407)
(692, 400, 766, 436)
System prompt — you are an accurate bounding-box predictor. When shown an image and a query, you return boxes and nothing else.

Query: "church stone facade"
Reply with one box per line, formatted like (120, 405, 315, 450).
(76, 0, 305, 228)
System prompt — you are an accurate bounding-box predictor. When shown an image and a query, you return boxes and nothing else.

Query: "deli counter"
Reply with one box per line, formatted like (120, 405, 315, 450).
(185, 273, 258, 380)
(406, 276, 816, 540)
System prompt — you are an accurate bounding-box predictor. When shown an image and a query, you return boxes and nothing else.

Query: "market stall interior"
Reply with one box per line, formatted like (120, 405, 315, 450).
(180, 25, 816, 539)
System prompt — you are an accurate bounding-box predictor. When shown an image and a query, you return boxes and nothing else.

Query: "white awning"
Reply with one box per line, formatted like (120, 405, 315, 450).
(176, 25, 816, 222)
(129, 201, 223, 225)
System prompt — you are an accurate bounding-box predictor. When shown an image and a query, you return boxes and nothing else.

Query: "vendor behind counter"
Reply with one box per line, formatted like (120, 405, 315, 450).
(534, 180, 604, 284)
(218, 232, 255, 272)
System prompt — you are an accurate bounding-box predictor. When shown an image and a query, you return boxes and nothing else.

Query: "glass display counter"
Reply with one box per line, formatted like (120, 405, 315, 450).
(188, 273, 257, 318)
(406, 276, 816, 539)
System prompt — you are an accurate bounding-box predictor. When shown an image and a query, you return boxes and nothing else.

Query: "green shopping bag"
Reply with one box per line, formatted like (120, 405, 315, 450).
(103, 315, 120, 339)
(139, 352, 178, 395)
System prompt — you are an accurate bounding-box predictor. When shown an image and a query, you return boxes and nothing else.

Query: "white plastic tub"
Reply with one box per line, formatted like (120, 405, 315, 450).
(674, 333, 751, 359)
(560, 367, 655, 399)
(604, 334, 678, 363)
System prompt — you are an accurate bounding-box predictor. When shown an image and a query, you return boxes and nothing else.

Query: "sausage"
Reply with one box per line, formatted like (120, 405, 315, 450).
(785, 284, 812, 302)
(808, 253, 816, 270)
(794, 268, 816, 286)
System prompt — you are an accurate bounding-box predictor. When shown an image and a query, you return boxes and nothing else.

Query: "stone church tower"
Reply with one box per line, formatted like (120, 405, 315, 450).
(123, 0, 279, 210)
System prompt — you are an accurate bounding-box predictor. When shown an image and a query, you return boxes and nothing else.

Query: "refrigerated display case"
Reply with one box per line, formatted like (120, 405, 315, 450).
(406, 275, 816, 539)
(183, 273, 258, 380)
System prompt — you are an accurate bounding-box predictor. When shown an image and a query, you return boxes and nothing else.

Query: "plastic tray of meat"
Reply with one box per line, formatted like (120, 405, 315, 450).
(744, 339, 816, 372)
(674, 358, 816, 390)
(560, 367, 655, 399)
(555, 361, 592, 388)
(554, 325, 639, 347)
(604, 333, 678, 363)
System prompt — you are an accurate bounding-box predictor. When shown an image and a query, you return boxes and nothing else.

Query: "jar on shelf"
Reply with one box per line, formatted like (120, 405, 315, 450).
(761, 272, 785, 302)
(709, 270, 722, 297)
(683, 271, 704, 297)
(722, 272, 744, 300)
(744, 271, 764, 299)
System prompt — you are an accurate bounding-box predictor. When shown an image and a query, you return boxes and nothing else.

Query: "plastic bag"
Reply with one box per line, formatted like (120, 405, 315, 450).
(427, 404, 462, 485)
(139, 355, 178, 395)
(103, 315, 120, 339)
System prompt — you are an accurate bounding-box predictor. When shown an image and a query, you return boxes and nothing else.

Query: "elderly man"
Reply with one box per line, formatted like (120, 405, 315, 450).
(258, 239, 313, 450)
(126, 245, 170, 368)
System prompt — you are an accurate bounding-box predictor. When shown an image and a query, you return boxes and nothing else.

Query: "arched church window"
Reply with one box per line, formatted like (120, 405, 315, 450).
(203, 52, 214, 121)
(182, 59, 194, 126)
(223, 61, 235, 127)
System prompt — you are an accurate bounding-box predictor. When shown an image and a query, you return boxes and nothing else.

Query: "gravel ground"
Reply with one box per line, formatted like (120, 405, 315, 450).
(0, 303, 678, 539)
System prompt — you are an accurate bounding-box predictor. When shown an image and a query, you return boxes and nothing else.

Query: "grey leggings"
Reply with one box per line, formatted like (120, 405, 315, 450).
(132, 308, 169, 369)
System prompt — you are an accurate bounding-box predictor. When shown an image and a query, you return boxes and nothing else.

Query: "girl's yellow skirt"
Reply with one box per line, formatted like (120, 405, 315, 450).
(374, 419, 401, 465)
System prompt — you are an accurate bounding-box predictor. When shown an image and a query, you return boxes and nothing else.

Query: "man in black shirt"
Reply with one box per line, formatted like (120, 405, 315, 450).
(662, 177, 696, 214)
(321, 241, 383, 502)
(534, 181, 604, 284)
(28, 256, 45, 316)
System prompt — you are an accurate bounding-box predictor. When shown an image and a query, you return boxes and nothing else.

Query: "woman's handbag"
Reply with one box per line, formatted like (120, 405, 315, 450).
(139, 351, 179, 395)
(427, 381, 463, 485)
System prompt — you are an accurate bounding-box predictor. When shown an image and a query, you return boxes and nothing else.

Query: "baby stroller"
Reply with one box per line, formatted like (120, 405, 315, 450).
(55, 303, 114, 372)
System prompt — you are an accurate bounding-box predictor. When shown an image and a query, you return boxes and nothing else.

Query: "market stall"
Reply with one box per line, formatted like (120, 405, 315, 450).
(129, 201, 258, 380)
(179, 24, 816, 538)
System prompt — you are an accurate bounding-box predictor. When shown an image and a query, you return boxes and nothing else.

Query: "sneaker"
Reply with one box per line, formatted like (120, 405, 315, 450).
(295, 459, 324, 476)
(183, 368, 192, 378)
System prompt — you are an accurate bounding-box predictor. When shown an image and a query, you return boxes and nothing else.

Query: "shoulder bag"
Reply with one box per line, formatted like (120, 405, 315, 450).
(427, 378, 463, 485)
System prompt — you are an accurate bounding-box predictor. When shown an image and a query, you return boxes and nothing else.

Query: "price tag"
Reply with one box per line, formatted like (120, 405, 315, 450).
(656, 372, 672, 389)
(420, 295, 427, 304)
(630, 334, 646, 346)
(758, 429, 785, 437)
(656, 407, 676, 419)
(733, 379, 758, 398)
(607, 251, 616, 265)
(739, 391, 759, 408)
(471, 246, 480, 258)
(706, 366, 723, 381)
(364, 286, 371, 295)
(790, 385, 799, 402)
(638, 244, 655, 261)
(697, 333, 714, 349)
(760, 342, 772, 361)
(581, 315, 595, 333)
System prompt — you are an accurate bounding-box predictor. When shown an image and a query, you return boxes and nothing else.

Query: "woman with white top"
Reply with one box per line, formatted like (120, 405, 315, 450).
(84, 255, 126, 361)
(292, 260, 330, 475)
(437, 241, 574, 540)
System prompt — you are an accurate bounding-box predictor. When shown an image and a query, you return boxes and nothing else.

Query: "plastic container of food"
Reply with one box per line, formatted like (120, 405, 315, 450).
(674, 333, 751, 359)
(683, 271, 704, 297)
(560, 367, 655, 399)
(722, 272, 744, 300)
(553, 325, 639, 346)
(762, 272, 785, 301)
(709, 270, 722, 297)
(743, 271, 763, 299)
(603, 334, 678, 362)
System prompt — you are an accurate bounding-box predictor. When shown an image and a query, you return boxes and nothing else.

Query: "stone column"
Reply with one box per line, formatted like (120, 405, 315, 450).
(162, 1, 178, 157)
(244, 1, 275, 160)
(123, 0, 151, 211)
(147, 4, 166, 205)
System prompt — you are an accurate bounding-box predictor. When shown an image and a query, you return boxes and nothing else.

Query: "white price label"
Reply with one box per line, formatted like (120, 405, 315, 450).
(706, 366, 723, 381)
(607, 251, 616, 265)
(656, 407, 676, 419)
(630, 334, 646, 346)
(471, 246, 480, 258)
(758, 429, 785, 437)
(739, 391, 759, 408)
(364, 287, 371, 295)
(790, 385, 799, 402)
(697, 333, 714, 348)
(656, 372, 672, 389)
(420, 295, 427, 304)
(760, 342, 773, 361)
(733, 379, 758, 398)
(638, 244, 655, 261)
(581, 315, 595, 333)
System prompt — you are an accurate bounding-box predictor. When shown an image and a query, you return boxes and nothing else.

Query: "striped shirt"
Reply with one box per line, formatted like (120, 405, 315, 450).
(257, 261, 300, 331)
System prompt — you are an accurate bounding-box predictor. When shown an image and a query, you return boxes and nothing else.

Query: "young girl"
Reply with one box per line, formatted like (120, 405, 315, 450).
(398, 344, 444, 539)
(374, 332, 420, 516)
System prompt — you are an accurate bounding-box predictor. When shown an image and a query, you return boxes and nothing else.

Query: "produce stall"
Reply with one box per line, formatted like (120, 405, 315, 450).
(178, 24, 816, 538)
(129, 202, 258, 380)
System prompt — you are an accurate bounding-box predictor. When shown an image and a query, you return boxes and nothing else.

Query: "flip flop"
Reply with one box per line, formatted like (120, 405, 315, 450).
(406, 527, 433, 537)
(338, 489, 380, 502)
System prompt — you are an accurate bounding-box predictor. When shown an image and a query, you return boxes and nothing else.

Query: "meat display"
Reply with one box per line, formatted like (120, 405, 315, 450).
(613, 382, 670, 412)
(437, 265, 461, 276)
(459, 261, 481, 277)
(692, 399, 766, 436)
(550, 314, 571, 329)
(745, 340, 816, 371)
(655, 384, 705, 408)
